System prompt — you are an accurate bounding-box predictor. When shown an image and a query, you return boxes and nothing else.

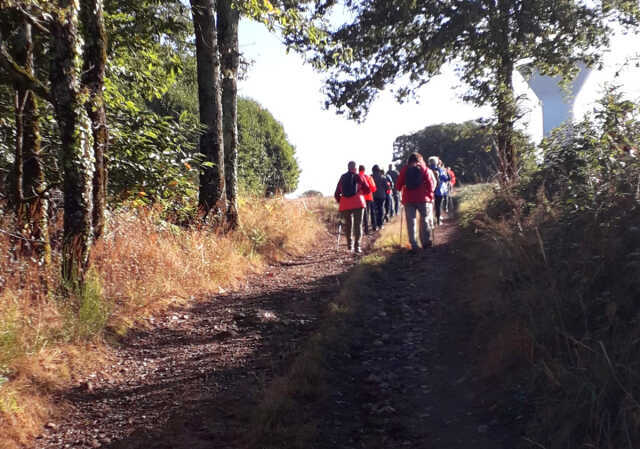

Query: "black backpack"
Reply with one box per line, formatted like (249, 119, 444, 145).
(341, 172, 358, 197)
(405, 166, 423, 190)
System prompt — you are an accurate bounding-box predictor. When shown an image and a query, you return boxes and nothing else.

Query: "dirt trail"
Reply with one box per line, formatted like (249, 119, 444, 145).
(32, 215, 519, 449)
(33, 230, 364, 449)
(312, 222, 519, 448)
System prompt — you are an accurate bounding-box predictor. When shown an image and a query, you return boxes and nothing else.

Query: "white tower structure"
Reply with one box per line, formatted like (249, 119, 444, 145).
(525, 65, 592, 137)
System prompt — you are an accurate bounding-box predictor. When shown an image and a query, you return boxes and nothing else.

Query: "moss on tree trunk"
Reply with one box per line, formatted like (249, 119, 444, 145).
(217, 0, 240, 229)
(50, 0, 95, 284)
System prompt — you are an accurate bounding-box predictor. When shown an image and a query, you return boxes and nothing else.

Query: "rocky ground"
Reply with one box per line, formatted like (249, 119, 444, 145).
(312, 223, 520, 448)
(31, 215, 522, 449)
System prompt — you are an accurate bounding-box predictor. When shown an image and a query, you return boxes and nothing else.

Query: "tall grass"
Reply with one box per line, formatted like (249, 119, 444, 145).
(0, 195, 329, 449)
(456, 158, 640, 449)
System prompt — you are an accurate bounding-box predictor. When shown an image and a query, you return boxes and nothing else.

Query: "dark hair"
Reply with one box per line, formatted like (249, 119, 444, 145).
(358, 165, 365, 172)
(408, 152, 421, 164)
(372, 164, 380, 173)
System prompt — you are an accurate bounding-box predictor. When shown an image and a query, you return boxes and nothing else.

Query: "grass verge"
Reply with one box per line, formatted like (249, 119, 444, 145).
(454, 182, 640, 449)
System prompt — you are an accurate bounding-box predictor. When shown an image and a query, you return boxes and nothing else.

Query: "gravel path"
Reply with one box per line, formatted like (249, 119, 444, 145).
(33, 230, 364, 449)
(32, 216, 521, 449)
(312, 221, 519, 448)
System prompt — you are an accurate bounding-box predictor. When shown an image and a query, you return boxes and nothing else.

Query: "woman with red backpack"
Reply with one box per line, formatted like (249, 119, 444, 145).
(395, 153, 436, 251)
(334, 161, 371, 253)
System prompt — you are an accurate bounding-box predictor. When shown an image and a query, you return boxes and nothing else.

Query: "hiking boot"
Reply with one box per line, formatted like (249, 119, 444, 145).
(355, 247, 362, 254)
(347, 241, 354, 252)
(423, 240, 433, 248)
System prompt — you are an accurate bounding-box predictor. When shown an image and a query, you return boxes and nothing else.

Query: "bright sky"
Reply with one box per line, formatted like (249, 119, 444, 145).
(238, 19, 640, 196)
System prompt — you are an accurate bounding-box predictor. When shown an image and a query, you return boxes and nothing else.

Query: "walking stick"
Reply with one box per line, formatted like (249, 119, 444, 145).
(399, 207, 403, 248)
(431, 203, 436, 246)
(336, 218, 342, 250)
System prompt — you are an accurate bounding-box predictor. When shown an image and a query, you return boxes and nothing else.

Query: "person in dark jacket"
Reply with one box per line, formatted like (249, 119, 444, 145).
(384, 170, 395, 221)
(335, 161, 371, 253)
(396, 153, 436, 251)
(387, 164, 400, 216)
(371, 165, 388, 230)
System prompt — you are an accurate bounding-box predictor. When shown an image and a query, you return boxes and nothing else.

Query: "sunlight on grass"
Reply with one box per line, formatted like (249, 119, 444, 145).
(0, 195, 327, 449)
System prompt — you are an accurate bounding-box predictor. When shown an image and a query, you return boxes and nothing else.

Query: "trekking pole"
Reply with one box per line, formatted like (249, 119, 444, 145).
(399, 206, 403, 248)
(432, 203, 437, 246)
(336, 218, 342, 250)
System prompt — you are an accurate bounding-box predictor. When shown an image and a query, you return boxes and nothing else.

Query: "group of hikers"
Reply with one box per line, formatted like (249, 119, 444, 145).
(334, 153, 456, 253)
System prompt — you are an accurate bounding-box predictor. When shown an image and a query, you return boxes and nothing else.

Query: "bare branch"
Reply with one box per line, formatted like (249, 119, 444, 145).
(0, 30, 51, 101)
(15, 5, 50, 34)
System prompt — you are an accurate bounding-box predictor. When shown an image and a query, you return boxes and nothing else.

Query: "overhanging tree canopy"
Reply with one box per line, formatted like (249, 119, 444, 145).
(297, 0, 639, 183)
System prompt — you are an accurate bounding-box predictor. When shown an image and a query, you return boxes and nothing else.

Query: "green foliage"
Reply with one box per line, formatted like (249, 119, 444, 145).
(392, 121, 535, 183)
(468, 89, 640, 449)
(63, 270, 110, 341)
(301, 190, 323, 198)
(301, 1, 613, 120)
(393, 121, 497, 183)
(237, 97, 300, 195)
(0, 303, 20, 376)
(536, 86, 640, 207)
(150, 55, 301, 198)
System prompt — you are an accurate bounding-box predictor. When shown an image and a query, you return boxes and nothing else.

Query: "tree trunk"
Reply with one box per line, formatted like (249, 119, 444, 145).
(50, 0, 95, 285)
(13, 20, 51, 265)
(217, 0, 240, 229)
(190, 0, 226, 224)
(496, 62, 516, 185)
(495, 0, 517, 185)
(80, 0, 108, 240)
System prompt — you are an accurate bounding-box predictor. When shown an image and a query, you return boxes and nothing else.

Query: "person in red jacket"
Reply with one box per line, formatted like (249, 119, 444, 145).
(359, 165, 376, 235)
(445, 166, 456, 213)
(335, 161, 371, 253)
(395, 152, 436, 251)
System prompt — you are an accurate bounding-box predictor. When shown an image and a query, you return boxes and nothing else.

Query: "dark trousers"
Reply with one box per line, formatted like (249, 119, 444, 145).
(392, 192, 400, 215)
(363, 201, 375, 233)
(342, 208, 364, 248)
(374, 198, 385, 228)
(384, 194, 393, 219)
(435, 195, 444, 224)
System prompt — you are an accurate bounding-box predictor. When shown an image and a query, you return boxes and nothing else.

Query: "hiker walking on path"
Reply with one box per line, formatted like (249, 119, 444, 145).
(384, 169, 395, 221)
(445, 166, 456, 213)
(396, 153, 436, 251)
(429, 157, 451, 226)
(372, 165, 388, 230)
(335, 161, 371, 253)
(359, 165, 377, 235)
(387, 164, 400, 216)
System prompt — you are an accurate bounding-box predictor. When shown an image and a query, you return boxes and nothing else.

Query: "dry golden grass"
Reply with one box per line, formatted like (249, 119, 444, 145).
(0, 195, 323, 449)
(455, 181, 640, 449)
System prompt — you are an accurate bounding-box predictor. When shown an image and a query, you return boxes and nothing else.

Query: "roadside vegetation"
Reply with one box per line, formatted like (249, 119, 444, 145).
(455, 89, 640, 449)
(0, 196, 330, 449)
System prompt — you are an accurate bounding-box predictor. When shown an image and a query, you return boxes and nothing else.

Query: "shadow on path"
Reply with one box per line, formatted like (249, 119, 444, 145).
(34, 233, 367, 449)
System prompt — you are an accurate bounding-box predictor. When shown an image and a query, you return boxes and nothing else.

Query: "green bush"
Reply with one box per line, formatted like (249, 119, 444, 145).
(462, 88, 640, 449)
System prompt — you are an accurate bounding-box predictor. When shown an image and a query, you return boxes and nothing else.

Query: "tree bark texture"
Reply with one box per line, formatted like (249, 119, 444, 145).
(191, 0, 226, 224)
(13, 20, 51, 265)
(50, 0, 95, 284)
(495, 1, 517, 185)
(496, 62, 516, 185)
(80, 0, 108, 240)
(217, 0, 239, 229)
